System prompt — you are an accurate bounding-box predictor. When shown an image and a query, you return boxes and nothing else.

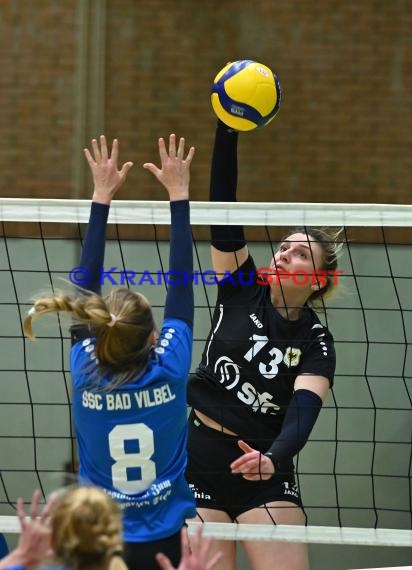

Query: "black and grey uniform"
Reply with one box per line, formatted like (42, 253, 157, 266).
(186, 254, 335, 519)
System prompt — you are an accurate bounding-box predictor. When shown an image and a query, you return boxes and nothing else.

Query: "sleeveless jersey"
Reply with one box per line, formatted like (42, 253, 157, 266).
(71, 317, 196, 542)
(188, 256, 336, 449)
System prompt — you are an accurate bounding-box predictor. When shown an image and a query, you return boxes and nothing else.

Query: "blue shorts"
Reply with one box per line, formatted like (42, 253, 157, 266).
(186, 410, 302, 520)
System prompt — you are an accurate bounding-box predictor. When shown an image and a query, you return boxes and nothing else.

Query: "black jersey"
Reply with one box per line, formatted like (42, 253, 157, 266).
(188, 255, 335, 450)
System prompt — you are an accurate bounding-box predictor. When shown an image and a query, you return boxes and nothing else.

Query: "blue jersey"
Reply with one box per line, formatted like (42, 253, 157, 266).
(70, 317, 196, 542)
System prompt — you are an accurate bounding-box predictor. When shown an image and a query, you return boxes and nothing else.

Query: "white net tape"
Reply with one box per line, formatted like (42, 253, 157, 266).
(1, 198, 412, 226)
(0, 517, 411, 547)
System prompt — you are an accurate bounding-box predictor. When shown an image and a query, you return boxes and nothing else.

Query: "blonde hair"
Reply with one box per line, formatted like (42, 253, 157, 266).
(281, 226, 344, 309)
(23, 288, 155, 387)
(51, 486, 125, 570)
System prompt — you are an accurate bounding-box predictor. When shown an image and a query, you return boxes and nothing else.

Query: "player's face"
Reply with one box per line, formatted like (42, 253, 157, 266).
(270, 232, 324, 290)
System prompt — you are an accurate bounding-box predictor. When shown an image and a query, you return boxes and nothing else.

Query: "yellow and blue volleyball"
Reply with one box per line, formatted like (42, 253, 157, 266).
(211, 60, 281, 131)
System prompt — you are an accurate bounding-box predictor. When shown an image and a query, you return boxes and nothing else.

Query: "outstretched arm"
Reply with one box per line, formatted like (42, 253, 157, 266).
(209, 121, 248, 279)
(0, 490, 55, 570)
(144, 134, 195, 328)
(156, 526, 222, 570)
(230, 377, 328, 481)
(79, 136, 133, 295)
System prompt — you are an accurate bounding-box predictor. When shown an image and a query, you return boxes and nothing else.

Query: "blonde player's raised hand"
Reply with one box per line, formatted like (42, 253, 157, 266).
(143, 134, 195, 202)
(84, 135, 133, 205)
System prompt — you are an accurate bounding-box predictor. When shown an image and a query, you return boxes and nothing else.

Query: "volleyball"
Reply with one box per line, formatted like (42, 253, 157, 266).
(211, 60, 281, 131)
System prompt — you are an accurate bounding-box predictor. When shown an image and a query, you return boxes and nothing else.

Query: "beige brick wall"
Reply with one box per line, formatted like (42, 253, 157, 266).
(0, 1, 411, 208)
(0, 1, 77, 198)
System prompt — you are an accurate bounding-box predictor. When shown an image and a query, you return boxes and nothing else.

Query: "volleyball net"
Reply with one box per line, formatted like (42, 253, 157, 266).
(0, 198, 411, 550)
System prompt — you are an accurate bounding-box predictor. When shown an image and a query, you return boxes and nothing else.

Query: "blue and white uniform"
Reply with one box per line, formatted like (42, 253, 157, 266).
(70, 200, 195, 545)
(71, 316, 194, 541)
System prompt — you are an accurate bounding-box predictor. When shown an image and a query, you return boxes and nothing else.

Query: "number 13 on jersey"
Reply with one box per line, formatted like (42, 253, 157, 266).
(244, 334, 283, 379)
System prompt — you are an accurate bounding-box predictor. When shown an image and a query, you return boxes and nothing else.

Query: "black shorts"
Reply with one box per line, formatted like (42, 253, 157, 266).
(123, 530, 181, 570)
(186, 410, 302, 520)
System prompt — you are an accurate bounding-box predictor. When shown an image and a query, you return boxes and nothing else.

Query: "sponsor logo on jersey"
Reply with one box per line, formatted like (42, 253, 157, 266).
(282, 481, 299, 498)
(249, 313, 264, 328)
(214, 355, 280, 415)
(283, 347, 302, 368)
(214, 356, 241, 389)
(189, 483, 212, 501)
